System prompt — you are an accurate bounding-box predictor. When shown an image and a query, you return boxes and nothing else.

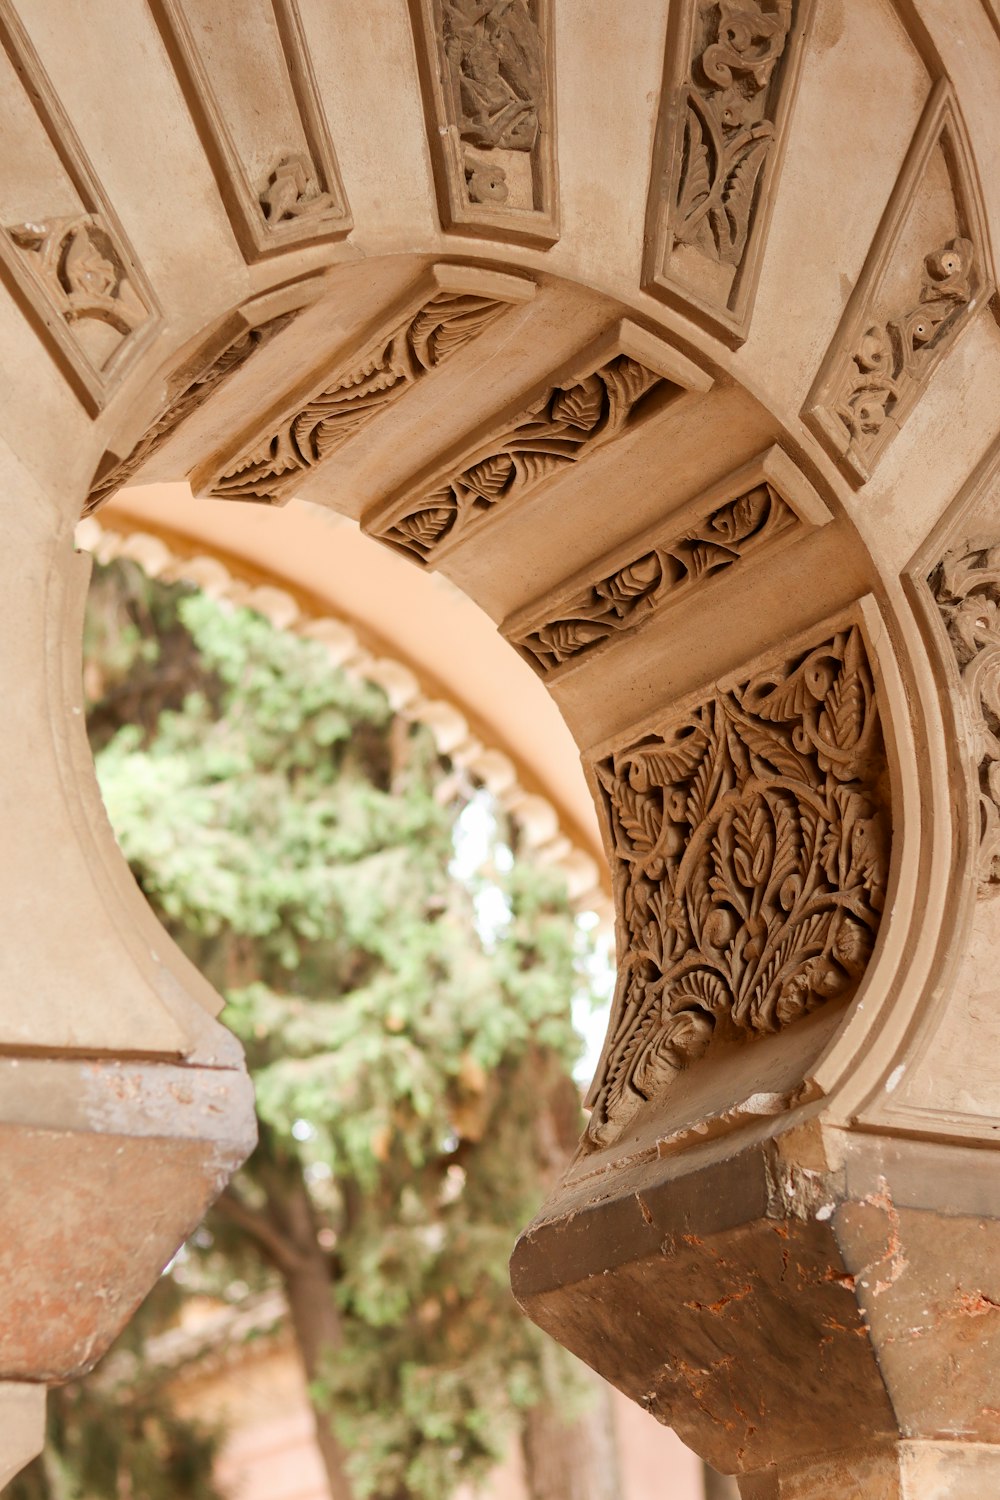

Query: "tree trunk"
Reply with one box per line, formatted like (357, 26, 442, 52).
(283, 1246, 358, 1500)
(521, 1370, 621, 1500)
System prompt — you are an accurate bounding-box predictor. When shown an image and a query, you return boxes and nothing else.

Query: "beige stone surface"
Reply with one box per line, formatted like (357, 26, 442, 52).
(0, 1383, 45, 1487)
(3, 0, 1000, 1490)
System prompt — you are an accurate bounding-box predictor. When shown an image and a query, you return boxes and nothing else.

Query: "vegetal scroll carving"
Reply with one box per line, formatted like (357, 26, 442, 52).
(85, 312, 296, 515)
(9, 215, 149, 343)
(930, 541, 1000, 894)
(829, 240, 975, 475)
(511, 482, 795, 675)
(259, 152, 334, 225)
(645, 0, 807, 338)
(413, 0, 557, 240)
(376, 356, 666, 562)
(676, 0, 791, 268)
(586, 625, 889, 1148)
(805, 85, 995, 483)
(209, 290, 515, 503)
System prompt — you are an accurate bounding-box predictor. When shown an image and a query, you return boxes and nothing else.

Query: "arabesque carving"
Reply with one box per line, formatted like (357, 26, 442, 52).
(806, 84, 996, 484)
(509, 481, 796, 676)
(644, 0, 810, 340)
(85, 312, 297, 514)
(412, 0, 557, 242)
(259, 151, 334, 225)
(9, 216, 149, 339)
(826, 239, 976, 478)
(585, 624, 889, 1148)
(930, 540, 1000, 894)
(373, 354, 667, 563)
(207, 286, 520, 504)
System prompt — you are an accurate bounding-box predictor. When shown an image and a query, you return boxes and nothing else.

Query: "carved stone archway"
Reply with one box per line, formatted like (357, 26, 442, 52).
(3, 2, 1000, 1493)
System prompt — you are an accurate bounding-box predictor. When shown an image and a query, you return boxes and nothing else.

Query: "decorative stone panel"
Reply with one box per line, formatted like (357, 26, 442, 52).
(805, 82, 997, 486)
(643, 0, 815, 345)
(0, 2, 158, 411)
(584, 615, 890, 1149)
(409, 0, 558, 245)
(148, 0, 352, 259)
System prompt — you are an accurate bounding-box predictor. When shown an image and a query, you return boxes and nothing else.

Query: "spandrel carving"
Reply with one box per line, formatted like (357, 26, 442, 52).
(375, 355, 667, 563)
(930, 541, 1000, 894)
(510, 481, 796, 676)
(586, 625, 889, 1149)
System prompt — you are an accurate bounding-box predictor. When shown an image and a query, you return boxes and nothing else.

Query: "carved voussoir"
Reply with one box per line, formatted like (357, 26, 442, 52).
(805, 82, 997, 486)
(643, 0, 814, 344)
(196, 265, 536, 505)
(503, 446, 830, 679)
(584, 615, 890, 1153)
(367, 321, 712, 566)
(410, 0, 558, 245)
(0, 5, 158, 410)
(930, 538, 1000, 895)
(149, 0, 351, 259)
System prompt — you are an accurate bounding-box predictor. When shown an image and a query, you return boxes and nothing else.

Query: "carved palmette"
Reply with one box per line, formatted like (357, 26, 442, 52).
(586, 624, 889, 1148)
(930, 541, 1000, 895)
(644, 0, 812, 342)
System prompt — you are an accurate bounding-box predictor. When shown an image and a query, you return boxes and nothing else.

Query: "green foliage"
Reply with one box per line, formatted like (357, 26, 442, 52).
(18, 560, 602, 1500)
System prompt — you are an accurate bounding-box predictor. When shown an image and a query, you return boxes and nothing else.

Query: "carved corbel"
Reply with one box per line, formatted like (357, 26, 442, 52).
(366, 322, 712, 565)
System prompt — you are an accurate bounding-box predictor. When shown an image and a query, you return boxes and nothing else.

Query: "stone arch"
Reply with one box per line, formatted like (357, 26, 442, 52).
(3, 1, 1000, 1492)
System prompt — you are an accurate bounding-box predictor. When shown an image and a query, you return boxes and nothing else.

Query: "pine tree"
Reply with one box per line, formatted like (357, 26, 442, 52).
(10, 560, 619, 1500)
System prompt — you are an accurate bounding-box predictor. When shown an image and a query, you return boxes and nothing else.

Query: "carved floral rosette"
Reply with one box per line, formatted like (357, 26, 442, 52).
(930, 540, 1000, 894)
(586, 624, 890, 1148)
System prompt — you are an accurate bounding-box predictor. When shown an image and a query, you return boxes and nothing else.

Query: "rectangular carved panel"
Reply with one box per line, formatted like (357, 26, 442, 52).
(805, 82, 997, 486)
(643, 0, 814, 345)
(584, 619, 889, 1150)
(503, 447, 829, 679)
(367, 322, 710, 566)
(195, 264, 535, 505)
(150, 0, 351, 260)
(0, 3, 158, 412)
(409, 0, 558, 245)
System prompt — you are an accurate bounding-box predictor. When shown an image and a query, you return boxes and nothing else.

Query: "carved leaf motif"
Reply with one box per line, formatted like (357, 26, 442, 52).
(585, 623, 888, 1149)
(551, 375, 606, 432)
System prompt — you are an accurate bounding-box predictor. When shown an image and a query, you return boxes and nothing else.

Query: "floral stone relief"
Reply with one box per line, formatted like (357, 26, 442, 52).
(585, 624, 890, 1149)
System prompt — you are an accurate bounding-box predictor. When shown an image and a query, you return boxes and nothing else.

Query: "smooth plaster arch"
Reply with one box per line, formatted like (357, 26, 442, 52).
(4, 1, 1000, 1492)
